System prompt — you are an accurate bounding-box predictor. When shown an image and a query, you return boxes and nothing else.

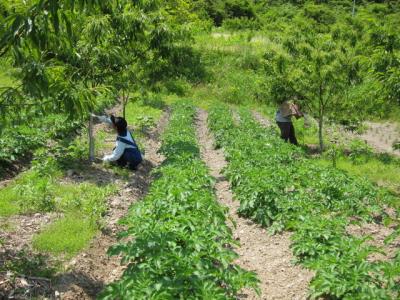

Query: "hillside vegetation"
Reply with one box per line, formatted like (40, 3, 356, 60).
(0, 1, 399, 299)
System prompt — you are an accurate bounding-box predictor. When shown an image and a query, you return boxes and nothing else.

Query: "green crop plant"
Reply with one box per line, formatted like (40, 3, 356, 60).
(99, 102, 259, 299)
(208, 103, 399, 299)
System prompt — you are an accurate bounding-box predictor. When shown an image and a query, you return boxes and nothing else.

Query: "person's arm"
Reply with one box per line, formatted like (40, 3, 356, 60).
(92, 114, 113, 125)
(292, 104, 304, 119)
(103, 140, 125, 162)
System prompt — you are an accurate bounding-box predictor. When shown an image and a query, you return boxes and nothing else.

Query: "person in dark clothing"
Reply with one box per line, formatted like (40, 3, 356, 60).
(93, 114, 143, 170)
(275, 101, 303, 145)
(276, 121, 298, 145)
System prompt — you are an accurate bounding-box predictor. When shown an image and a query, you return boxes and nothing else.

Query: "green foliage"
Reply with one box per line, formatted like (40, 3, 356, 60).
(309, 240, 394, 300)
(100, 102, 259, 299)
(208, 104, 399, 299)
(0, 186, 19, 216)
(124, 96, 164, 133)
(348, 138, 374, 164)
(0, 133, 115, 217)
(0, 164, 113, 217)
(0, 0, 197, 142)
(315, 152, 400, 195)
(33, 214, 98, 257)
(0, 115, 83, 164)
(291, 216, 349, 264)
(192, 0, 256, 27)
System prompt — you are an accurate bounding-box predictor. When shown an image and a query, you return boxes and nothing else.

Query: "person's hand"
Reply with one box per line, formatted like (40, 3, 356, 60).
(94, 157, 103, 163)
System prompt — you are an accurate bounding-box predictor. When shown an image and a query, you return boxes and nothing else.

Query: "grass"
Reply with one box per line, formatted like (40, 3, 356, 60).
(315, 156, 400, 195)
(0, 167, 114, 216)
(0, 59, 17, 88)
(33, 214, 97, 257)
(0, 94, 157, 257)
(125, 96, 164, 131)
(0, 186, 20, 216)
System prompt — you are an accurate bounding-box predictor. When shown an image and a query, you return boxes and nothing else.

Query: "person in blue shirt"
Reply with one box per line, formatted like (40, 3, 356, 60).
(93, 114, 143, 170)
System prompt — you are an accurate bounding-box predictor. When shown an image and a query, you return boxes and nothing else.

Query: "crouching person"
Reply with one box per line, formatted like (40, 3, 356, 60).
(94, 114, 143, 170)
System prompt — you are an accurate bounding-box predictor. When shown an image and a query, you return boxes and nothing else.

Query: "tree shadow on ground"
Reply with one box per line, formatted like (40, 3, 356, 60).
(62, 158, 156, 190)
(0, 248, 56, 299)
(52, 271, 105, 299)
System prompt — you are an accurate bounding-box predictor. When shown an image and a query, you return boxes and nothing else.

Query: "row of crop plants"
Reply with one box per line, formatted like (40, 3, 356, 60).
(208, 104, 400, 299)
(99, 102, 259, 299)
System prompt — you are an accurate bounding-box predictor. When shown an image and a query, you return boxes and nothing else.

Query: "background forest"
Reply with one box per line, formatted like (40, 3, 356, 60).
(0, 0, 399, 166)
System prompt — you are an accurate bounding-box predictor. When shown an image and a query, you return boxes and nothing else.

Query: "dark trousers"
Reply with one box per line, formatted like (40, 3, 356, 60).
(276, 122, 298, 145)
(116, 148, 143, 170)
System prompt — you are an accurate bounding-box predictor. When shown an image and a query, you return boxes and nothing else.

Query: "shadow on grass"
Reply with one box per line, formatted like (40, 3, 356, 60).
(52, 271, 105, 298)
(0, 249, 107, 298)
(0, 249, 56, 299)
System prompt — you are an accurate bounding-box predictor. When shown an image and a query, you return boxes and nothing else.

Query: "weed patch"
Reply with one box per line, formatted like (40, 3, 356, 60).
(33, 214, 97, 258)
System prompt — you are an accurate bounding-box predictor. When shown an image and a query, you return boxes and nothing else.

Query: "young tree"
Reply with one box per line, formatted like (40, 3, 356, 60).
(265, 33, 349, 151)
(0, 0, 194, 124)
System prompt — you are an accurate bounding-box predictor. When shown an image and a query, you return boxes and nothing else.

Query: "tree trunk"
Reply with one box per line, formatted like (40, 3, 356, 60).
(89, 114, 95, 162)
(318, 113, 324, 152)
(122, 90, 128, 119)
(123, 101, 126, 119)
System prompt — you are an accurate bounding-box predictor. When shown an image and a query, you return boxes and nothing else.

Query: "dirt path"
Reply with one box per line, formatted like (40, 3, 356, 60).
(0, 212, 61, 251)
(52, 111, 169, 300)
(252, 111, 272, 128)
(196, 109, 313, 300)
(360, 121, 400, 157)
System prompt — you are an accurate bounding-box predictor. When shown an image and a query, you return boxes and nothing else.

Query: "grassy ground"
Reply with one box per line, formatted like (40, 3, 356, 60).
(315, 156, 400, 195)
(0, 97, 165, 259)
(1, 27, 399, 268)
(0, 59, 17, 88)
(33, 214, 98, 258)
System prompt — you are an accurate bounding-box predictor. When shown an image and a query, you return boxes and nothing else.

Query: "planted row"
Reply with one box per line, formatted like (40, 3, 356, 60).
(100, 103, 258, 299)
(208, 104, 399, 299)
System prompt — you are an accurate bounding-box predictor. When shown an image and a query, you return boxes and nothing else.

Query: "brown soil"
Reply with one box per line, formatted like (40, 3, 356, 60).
(0, 156, 32, 182)
(1, 212, 62, 299)
(0, 213, 62, 252)
(53, 110, 169, 300)
(0, 110, 169, 299)
(196, 109, 313, 300)
(252, 111, 272, 128)
(347, 223, 400, 262)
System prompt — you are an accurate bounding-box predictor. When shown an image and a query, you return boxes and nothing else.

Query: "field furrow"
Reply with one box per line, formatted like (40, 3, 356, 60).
(208, 104, 400, 299)
(98, 102, 258, 299)
(196, 108, 313, 299)
(52, 110, 170, 299)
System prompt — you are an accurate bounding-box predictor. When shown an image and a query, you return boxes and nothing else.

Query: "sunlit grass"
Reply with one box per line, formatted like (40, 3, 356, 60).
(315, 157, 400, 194)
(0, 60, 17, 88)
(0, 168, 115, 216)
(125, 97, 164, 130)
(0, 186, 20, 216)
(33, 214, 97, 257)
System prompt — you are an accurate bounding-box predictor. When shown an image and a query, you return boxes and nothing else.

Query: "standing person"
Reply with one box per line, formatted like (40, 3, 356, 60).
(93, 114, 143, 170)
(275, 101, 303, 145)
